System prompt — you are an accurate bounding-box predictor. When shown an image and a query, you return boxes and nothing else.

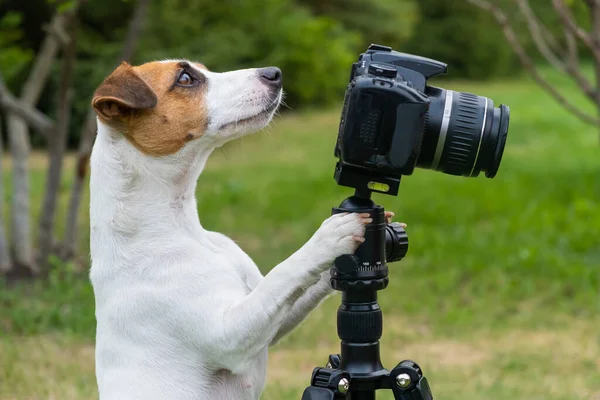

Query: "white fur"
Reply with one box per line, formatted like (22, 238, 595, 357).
(89, 63, 366, 400)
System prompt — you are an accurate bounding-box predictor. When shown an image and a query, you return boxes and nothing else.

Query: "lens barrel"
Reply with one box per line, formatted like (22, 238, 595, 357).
(417, 87, 510, 178)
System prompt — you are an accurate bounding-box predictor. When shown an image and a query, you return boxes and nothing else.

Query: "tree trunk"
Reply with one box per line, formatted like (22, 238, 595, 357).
(0, 77, 54, 136)
(6, 13, 67, 276)
(62, 113, 94, 259)
(7, 116, 36, 275)
(38, 17, 79, 272)
(62, 0, 150, 258)
(0, 120, 12, 273)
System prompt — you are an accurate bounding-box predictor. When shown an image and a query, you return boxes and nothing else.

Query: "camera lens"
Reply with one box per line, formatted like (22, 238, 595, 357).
(416, 87, 510, 178)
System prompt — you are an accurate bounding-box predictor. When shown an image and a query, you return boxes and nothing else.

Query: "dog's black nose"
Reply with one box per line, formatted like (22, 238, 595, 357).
(258, 67, 282, 88)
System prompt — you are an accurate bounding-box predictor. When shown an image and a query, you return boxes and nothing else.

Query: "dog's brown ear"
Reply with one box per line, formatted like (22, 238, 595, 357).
(92, 62, 157, 123)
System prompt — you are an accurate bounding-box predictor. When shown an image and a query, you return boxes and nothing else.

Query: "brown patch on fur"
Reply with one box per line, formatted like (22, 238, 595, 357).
(92, 62, 157, 131)
(91, 61, 209, 156)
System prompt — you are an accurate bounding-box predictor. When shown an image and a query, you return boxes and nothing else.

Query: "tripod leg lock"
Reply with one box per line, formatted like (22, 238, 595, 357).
(300, 367, 351, 400)
(325, 354, 341, 369)
(390, 360, 433, 400)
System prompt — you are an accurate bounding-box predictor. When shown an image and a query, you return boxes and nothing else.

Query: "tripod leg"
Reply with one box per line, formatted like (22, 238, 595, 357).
(301, 387, 337, 400)
(346, 392, 375, 400)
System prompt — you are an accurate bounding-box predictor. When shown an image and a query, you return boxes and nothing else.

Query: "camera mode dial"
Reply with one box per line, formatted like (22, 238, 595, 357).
(368, 63, 397, 79)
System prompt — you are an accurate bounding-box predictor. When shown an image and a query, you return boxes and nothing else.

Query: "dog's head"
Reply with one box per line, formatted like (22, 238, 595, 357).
(92, 60, 283, 157)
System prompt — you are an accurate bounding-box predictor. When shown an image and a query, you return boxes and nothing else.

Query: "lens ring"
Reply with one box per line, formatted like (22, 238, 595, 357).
(418, 89, 509, 178)
(468, 97, 488, 177)
(430, 90, 453, 170)
(485, 104, 510, 178)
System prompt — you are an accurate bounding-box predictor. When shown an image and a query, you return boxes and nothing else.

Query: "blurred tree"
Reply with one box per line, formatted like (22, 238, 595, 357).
(0, 123, 9, 274)
(4, 7, 74, 277)
(0, 10, 32, 274)
(38, 1, 81, 273)
(467, 0, 600, 141)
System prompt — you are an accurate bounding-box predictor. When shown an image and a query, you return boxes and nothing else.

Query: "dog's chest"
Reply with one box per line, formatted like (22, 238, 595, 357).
(211, 349, 269, 399)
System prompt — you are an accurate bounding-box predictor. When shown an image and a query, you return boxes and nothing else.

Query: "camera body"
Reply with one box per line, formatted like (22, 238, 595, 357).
(334, 44, 510, 196)
(335, 44, 446, 178)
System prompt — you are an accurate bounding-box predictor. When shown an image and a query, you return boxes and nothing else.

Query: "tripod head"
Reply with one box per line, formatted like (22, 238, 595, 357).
(301, 183, 434, 400)
(330, 188, 408, 292)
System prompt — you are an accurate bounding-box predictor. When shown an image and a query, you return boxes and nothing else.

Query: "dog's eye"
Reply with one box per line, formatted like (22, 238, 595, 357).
(177, 72, 194, 86)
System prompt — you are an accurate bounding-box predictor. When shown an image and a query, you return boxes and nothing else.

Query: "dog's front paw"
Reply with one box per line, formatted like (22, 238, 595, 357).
(308, 212, 372, 267)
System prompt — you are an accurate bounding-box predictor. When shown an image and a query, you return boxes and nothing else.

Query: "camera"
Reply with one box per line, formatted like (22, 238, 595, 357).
(302, 46, 507, 400)
(334, 44, 510, 196)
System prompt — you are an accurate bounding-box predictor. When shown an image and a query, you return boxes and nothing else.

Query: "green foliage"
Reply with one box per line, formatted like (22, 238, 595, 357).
(296, 0, 418, 50)
(47, 0, 77, 13)
(0, 11, 33, 84)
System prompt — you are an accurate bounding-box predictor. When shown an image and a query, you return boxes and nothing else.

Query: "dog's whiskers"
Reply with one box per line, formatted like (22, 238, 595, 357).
(279, 99, 292, 111)
(219, 146, 228, 160)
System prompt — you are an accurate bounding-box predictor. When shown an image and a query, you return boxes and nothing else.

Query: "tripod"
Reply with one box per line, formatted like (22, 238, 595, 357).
(300, 188, 434, 400)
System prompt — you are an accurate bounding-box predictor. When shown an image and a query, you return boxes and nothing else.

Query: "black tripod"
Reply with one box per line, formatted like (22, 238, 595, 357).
(300, 188, 434, 400)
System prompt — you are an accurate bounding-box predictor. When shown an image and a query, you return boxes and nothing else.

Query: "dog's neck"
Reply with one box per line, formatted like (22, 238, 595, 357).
(90, 122, 212, 261)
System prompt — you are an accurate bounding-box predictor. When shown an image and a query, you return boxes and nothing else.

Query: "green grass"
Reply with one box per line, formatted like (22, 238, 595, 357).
(1, 67, 599, 399)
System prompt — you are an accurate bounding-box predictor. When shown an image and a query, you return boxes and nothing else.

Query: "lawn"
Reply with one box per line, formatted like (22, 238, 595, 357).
(1, 68, 599, 400)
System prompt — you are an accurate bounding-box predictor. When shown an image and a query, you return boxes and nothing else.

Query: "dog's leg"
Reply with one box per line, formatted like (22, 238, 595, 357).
(269, 269, 333, 345)
(194, 212, 372, 373)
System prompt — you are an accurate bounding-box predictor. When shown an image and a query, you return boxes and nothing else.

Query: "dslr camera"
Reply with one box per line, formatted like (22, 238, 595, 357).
(334, 44, 510, 196)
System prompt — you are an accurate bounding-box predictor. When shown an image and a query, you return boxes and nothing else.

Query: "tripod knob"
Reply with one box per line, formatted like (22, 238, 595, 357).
(385, 222, 409, 263)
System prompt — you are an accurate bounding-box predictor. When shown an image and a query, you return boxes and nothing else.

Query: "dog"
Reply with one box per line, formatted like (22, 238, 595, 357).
(89, 60, 396, 400)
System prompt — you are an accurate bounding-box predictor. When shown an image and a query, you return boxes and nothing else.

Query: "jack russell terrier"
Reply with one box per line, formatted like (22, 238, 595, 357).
(89, 60, 398, 400)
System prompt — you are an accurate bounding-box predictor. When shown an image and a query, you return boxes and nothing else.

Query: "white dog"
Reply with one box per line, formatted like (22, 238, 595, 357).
(89, 60, 394, 400)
